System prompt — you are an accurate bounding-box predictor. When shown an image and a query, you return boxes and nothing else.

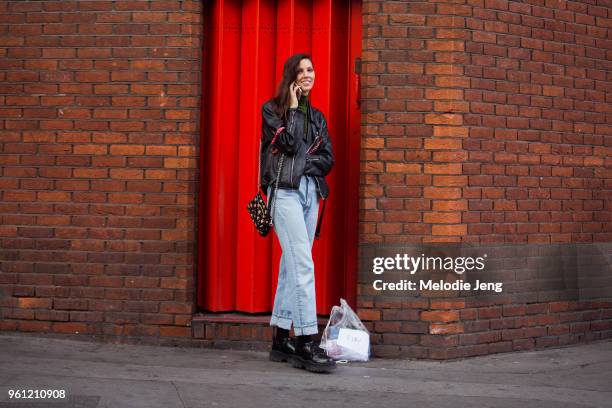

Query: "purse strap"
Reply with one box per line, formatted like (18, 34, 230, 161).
(268, 154, 284, 226)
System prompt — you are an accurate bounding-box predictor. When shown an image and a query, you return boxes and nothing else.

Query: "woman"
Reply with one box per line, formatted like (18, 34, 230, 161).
(259, 53, 335, 373)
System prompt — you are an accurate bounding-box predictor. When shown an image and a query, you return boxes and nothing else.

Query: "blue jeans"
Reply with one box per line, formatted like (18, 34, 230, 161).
(267, 175, 320, 336)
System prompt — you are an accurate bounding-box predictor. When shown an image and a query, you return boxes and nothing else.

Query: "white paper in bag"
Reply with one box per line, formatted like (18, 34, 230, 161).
(336, 328, 369, 358)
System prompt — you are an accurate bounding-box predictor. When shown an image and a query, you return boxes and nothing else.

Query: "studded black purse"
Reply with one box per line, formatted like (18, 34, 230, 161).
(247, 190, 272, 237)
(247, 141, 284, 237)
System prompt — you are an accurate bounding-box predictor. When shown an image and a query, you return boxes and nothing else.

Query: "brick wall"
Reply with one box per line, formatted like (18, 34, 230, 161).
(358, 0, 611, 358)
(361, 0, 610, 244)
(0, 0, 201, 342)
(462, 0, 609, 244)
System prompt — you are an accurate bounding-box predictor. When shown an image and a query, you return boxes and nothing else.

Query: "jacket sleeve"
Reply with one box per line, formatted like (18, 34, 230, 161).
(304, 117, 334, 177)
(261, 103, 305, 156)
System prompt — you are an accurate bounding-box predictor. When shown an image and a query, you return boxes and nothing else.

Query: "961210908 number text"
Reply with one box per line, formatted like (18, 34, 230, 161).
(8, 389, 66, 399)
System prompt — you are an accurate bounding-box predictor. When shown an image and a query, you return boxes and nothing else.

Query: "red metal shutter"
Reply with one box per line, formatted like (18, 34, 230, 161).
(198, 0, 362, 314)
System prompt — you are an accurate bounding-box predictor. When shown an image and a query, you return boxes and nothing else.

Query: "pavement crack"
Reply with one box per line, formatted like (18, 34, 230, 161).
(171, 381, 186, 408)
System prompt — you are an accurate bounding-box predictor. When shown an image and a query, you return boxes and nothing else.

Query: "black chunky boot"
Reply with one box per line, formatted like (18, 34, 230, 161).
(290, 335, 336, 373)
(269, 327, 296, 363)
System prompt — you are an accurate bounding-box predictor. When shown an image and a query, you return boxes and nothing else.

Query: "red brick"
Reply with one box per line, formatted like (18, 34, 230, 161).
(549, 301, 569, 312)
(459, 331, 501, 345)
(89, 276, 123, 288)
(159, 326, 191, 337)
(18, 321, 52, 332)
(478, 307, 502, 319)
(53, 298, 89, 310)
(374, 321, 402, 333)
(422, 310, 460, 322)
(503, 305, 527, 316)
(52, 322, 91, 334)
(382, 333, 419, 346)
(125, 276, 159, 288)
(160, 302, 193, 314)
(357, 309, 381, 321)
(430, 323, 464, 334)
(526, 304, 548, 315)
(17, 297, 52, 309)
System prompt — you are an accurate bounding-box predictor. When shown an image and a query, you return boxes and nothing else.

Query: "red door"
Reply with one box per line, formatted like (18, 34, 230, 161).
(198, 0, 361, 314)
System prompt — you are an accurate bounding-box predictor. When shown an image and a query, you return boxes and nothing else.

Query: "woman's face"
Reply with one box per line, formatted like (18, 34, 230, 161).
(295, 58, 315, 96)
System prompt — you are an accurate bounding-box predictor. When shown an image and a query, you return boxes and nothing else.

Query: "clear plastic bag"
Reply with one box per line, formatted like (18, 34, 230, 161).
(320, 298, 370, 362)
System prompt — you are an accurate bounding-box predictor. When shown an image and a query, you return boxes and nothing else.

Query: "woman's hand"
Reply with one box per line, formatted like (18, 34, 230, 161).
(289, 81, 302, 109)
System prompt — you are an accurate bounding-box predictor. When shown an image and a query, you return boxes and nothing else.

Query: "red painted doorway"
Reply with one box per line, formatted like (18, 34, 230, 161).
(197, 0, 362, 314)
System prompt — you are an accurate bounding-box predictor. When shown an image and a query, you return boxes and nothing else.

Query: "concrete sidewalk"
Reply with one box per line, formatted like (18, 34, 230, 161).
(0, 333, 610, 408)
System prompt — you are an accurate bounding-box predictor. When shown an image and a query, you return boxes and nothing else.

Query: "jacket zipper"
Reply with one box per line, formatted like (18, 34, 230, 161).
(289, 111, 296, 187)
(306, 131, 321, 154)
(306, 136, 317, 153)
(289, 156, 294, 187)
(289, 110, 295, 132)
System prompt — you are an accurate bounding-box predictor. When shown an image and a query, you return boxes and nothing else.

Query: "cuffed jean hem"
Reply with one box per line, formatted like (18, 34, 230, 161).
(292, 322, 319, 336)
(270, 314, 292, 331)
(270, 315, 319, 336)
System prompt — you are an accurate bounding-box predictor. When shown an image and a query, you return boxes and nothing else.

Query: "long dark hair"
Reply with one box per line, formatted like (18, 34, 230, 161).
(273, 53, 312, 119)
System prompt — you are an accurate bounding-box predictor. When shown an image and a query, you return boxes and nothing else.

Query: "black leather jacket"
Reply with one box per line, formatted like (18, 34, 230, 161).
(259, 99, 334, 199)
